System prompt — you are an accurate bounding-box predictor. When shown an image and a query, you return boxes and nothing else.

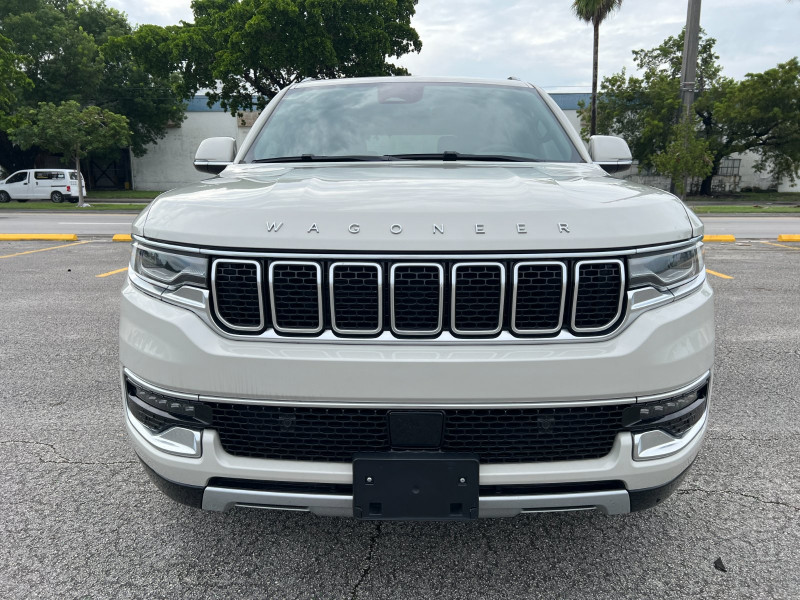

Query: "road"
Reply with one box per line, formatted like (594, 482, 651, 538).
(0, 239, 798, 599)
(1, 211, 799, 239)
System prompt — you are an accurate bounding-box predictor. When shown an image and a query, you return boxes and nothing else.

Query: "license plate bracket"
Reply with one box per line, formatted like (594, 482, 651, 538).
(353, 453, 479, 521)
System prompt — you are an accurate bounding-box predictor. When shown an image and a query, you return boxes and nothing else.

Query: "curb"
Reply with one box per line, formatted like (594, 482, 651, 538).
(0, 233, 78, 241)
(702, 235, 735, 242)
(777, 234, 800, 242)
(112, 234, 132, 242)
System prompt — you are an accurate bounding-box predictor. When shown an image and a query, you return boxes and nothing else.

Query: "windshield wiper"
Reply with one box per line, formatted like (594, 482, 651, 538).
(252, 154, 389, 163)
(385, 152, 540, 162)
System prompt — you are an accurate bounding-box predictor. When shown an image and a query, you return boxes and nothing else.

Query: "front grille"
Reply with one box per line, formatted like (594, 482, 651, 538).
(210, 256, 626, 338)
(207, 402, 628, 463)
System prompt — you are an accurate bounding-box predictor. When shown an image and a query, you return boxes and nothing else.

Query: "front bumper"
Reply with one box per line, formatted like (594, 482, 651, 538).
(121, 276, 713, 517)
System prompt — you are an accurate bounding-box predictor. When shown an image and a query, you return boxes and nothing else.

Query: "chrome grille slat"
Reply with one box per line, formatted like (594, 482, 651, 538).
(571, 260, 625, 333)
(329, 262, 382, 335)
(451, 262, 505, 335)
(269, 261, 323, 334)
(211, 259, 264, 332)
(390, 263, 444, 336)
(512, 261, 567, 334)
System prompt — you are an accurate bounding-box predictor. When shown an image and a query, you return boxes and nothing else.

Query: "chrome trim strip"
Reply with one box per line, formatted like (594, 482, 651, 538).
(329, 262, 382, 335)
(132, 234, 703, 260)
(201, 487, 631, 516)
(124, 367, 637, 408)
(211, 259, 265, 332)
(511, 261, 567, 335)
(633, 406, 708, 461)
(480, 489, 630, 516)
(390, 263, 444, 336)
(268, 261, 324, 334)
(636, 371, 710, 403)
(571, 259, 626, 334)
(126, 404, 202, 458)
(451, 262, 505, 336)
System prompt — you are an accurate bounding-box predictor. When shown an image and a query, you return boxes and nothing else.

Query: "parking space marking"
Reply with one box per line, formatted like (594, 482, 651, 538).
(759, 241, 800, 250)
(96, 267, 128, 278)
(0, 240, 91, 259)
(705, 269, 734, 280)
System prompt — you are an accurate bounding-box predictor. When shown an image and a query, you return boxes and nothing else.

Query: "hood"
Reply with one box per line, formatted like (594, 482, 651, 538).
(139, 162, 694, 251)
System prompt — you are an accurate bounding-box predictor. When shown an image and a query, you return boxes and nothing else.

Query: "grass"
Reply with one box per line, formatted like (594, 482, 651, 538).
(690, 191, 800, 203)
(692, 205, 800, 214)
(0, 201, 146, 211)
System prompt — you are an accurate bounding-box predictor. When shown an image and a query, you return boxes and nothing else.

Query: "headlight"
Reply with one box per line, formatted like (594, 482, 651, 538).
(131, 245, 207, 288)
(629, 243, 703, 290)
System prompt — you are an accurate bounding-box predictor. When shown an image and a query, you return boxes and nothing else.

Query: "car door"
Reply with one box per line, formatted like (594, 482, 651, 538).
(33, 170, 56, 200)
(3, 171, 30, 199)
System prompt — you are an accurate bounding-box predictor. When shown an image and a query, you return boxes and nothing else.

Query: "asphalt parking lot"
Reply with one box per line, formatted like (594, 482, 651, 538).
(1, 239, 798, 599)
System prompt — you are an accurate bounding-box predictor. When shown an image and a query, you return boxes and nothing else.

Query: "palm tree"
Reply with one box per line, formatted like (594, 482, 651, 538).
(572, 0, 623, 136)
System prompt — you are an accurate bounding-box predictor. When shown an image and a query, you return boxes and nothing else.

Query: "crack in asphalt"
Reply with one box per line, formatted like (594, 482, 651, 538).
(349, 522, 381, 600)
(0, 439, 136, 466)
(678, 486, 800, 512)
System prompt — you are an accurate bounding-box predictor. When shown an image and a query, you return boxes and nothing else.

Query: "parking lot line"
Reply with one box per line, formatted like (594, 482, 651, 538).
(777, 235, 800, 242)
(705, 269, 734, 280)
(703, 235, 735, 242)
(96, 267, 128, 278)
(0, 240, 91, 259)
(0, 233, 78, 241)
(760, 241, 800, 250)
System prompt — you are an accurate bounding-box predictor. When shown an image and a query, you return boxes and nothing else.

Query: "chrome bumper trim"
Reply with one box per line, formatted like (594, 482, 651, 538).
(633, 407, 708, 461)
(201, 487, 632, 517)
(125, 403, 202, 458)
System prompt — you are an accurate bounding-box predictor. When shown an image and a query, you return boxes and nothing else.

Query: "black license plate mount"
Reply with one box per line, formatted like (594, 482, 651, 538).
(353, 453, 479, 521)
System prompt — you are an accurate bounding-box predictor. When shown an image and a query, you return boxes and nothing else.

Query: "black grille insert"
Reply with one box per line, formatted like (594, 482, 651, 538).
(513, 262, 566, 333)
(212, 260, 263, 330)
(330, 263, 381, 334)
(270, 261, 322, 333)
(391, 263, 443, 334)
(452, 263, 504, 334)
(573, 260, 624, 332)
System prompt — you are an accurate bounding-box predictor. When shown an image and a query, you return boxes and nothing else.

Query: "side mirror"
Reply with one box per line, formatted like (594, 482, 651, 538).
(194, 137, 237, 174)
(588, 135, 633, 174)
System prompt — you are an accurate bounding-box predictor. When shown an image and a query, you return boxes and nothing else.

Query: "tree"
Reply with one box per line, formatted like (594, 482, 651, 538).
(143, 0, 422, 115)
(0, 33, 31, 130)
(10, 101, 130, 206)
(0, 1, 185, 171)
(571, 0, 623, 136)
(590, 31, 800, 194)
(652, 119, 714, 196)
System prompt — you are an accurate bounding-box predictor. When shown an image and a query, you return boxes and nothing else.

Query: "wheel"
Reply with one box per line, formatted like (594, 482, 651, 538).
(50, 191, 64, 203)
(0, 191, 9, 203)
(16, 199, 28, 203)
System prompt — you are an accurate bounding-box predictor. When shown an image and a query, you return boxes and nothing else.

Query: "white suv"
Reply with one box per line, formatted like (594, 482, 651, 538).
(121, 77, 713, 520)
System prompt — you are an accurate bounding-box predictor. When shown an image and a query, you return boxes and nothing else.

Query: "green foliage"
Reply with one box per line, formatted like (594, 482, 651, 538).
(0, 0, 186, 168)
(10, 101, 131, 160)
(136, 0, 423, 115)
(652, 118, 714, 195)
(588, 30, 800, 192)
(571, 0, 623, 25)
(0, 33, 31, 129)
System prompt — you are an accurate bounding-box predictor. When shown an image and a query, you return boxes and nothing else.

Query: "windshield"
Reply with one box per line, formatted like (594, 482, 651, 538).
(245, 82, 583, 163)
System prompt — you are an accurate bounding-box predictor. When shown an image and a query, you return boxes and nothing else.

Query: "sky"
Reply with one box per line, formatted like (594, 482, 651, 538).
(108, 0, 800, 91)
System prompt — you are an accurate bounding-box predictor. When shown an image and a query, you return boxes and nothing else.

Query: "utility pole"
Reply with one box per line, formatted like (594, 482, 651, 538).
(679, 0, 702, 198)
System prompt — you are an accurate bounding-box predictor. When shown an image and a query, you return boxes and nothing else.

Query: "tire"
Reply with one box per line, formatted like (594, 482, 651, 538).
(50, 191, 64, 203)
(0, 191, 9, 203)
(17, 199, 28, 203)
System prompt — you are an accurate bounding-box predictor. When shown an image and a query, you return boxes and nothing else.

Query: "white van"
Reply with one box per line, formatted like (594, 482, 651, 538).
(0, 169, 86, 203)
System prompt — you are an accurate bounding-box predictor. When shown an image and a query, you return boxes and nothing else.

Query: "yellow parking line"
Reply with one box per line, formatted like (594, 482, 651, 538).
(0, 240, 91, 259)
(777, 234, 800, 242)
(706, 269, 733, 280)
(96, 267, 128, 278)
(703, 235, 736, 242)
(112, 234, 132, 242)
(0, 233, 78, 241)
(759, 241, 800, 251)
